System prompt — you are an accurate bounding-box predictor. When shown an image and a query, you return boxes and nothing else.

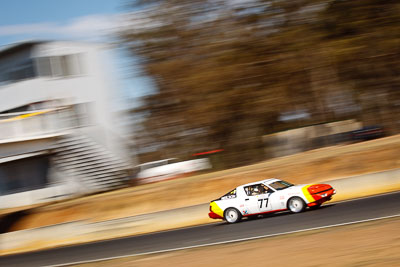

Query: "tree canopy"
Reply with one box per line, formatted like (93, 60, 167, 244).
(120, 0, 400, 167)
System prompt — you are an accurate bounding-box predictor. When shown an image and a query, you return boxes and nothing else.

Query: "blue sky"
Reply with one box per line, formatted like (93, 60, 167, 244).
(0, 0, 127, 45)
(0, 0, 123, 24)
(0, 0, 154, 107)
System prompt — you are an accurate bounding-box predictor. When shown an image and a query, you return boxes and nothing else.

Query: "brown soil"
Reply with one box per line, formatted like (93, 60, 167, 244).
(76, 217, 400, 267)
(9, 135, 400, 231)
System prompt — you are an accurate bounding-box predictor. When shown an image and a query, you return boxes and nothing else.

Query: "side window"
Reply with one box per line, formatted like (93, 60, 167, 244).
(263, 185, 274, 194)
(35, 53, 86, 78)
(220, 189, 236, 200)
(244, 184, 267, 196)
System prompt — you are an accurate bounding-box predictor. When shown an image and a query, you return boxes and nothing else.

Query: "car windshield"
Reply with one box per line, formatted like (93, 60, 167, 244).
(269, 180, 294, 190)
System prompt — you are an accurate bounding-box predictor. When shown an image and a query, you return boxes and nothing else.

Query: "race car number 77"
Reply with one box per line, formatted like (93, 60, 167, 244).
(258, 198, 268, 208)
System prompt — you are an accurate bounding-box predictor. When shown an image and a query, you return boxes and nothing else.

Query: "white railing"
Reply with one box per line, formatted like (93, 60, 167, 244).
(0, 106, 79, 141)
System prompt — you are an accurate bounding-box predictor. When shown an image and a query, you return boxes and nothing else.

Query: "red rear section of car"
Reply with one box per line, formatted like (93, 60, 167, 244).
(307, 184, 336, 206)
(209, 212, 223, 219)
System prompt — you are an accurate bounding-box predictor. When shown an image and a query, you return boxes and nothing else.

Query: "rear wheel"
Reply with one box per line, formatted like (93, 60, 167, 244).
(224, 208, 242, 223)
(288, 197, 306, 213)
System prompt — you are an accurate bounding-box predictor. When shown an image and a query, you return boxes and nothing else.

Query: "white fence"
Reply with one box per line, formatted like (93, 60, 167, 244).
(0, 106, 79, 141)
(137, 158, 212, 184)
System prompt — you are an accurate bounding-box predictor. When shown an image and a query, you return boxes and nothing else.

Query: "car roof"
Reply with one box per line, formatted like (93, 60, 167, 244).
(241, 178, 281, 187)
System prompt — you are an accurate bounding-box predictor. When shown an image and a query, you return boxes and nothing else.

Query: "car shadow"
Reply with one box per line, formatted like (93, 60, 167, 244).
(213, 204, 336, 226)
(259, 204, 336, 220)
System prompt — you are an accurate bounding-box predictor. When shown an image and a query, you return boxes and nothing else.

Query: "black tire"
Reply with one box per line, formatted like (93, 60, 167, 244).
(224, 208, 242, 223)
(287, 197, 306, 213)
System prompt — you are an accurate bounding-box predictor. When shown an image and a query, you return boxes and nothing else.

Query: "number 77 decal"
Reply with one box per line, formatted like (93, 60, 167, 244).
(258, 198, 269, 208)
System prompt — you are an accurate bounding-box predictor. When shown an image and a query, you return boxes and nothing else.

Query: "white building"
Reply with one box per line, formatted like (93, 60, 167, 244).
(0, 41, 135, 209)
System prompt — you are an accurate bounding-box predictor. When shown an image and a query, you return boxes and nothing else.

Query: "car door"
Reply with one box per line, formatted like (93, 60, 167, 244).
(258, 185, 275, 213)
(243, 184, 273, 215)
(243, 189, 259, 215)
(267, 189, 286, 211)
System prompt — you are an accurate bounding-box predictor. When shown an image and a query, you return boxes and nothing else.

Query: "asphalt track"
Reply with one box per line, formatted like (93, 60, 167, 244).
(1, 191, 400, 267)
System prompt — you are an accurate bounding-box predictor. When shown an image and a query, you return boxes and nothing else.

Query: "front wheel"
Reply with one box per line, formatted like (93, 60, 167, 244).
(224, 208, 242, 223)
(287, 197, 306, 213)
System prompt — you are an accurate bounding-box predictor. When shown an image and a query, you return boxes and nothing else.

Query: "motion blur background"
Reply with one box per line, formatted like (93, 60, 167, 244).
(0, 0, 399, 243)
(123, 0, 398, 168)
(1, 2, 400, 266)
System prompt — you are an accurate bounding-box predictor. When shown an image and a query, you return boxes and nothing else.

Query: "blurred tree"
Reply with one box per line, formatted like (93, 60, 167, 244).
(120, 0, 400, 167)
(319, 0, 400, 133)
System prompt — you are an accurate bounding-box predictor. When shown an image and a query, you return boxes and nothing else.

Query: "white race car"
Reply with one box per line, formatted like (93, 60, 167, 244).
(209, 178, 336, 223)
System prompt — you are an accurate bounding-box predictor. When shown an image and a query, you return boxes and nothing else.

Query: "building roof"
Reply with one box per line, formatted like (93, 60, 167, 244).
(0, 40, 110, 58)
(0, 41, 44, 58)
